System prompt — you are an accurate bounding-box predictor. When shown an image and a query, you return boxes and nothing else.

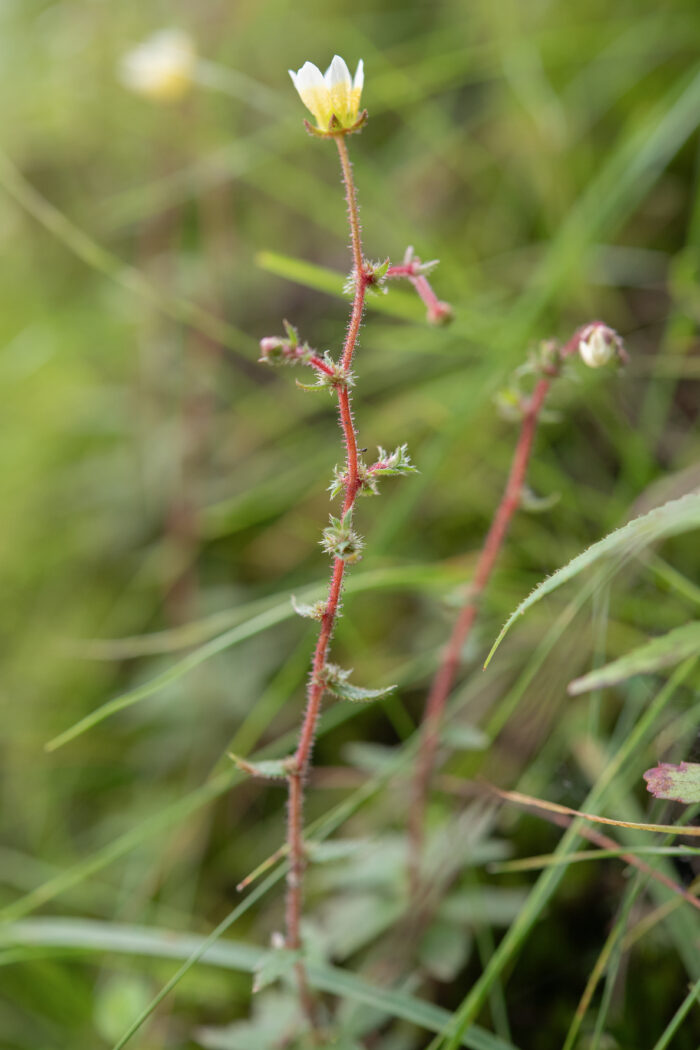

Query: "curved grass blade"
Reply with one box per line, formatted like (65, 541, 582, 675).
(256, 251, 426, 322)
(0, 920, 519, 1050)
(47, 562, 459, 750)
(568, 621, 700, 694)
(485, 493, 700, 667)
(650, 977, 700, 1050)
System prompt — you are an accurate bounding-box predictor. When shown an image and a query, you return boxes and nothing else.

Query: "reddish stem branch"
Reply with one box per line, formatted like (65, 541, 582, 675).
(386, 260, 452, 324)
(408, 370, 559, 898)
(308, 354, 335, 376)
(284, 133, 368, 1031)
(407, 323, 606, 897)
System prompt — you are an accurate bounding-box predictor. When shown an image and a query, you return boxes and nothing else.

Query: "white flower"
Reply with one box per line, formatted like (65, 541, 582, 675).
(120, 29, 196, 102)
(578, 324, 615, 368)
(288, 55, 364, 131)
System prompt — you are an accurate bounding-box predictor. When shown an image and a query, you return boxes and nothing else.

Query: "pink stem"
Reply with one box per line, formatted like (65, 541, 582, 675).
(386, 262, 451, 324)
(284, 134, 368, 1030)
(407, 371, 555, 897)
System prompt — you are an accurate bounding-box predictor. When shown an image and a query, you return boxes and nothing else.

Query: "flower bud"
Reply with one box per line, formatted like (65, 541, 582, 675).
(427, 300, 453, 326)
(578, 324, 617, 368)
(258, 336, 288, 365)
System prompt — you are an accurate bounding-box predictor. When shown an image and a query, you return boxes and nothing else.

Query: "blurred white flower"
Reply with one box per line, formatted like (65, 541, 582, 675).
(578, 324, 615, 368)
(120, 29, 196, 102)
(289, 55, 364, 131)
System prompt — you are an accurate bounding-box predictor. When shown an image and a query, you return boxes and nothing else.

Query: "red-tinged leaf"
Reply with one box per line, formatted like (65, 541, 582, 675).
(643, 761, 700, 804)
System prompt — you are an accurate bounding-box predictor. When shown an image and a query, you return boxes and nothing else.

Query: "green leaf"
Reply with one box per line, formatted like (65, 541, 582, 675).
(329, 680, 396, 703)
(643, 762, 700, 804)
(419, 921, 472, 983)
(1, 918, 519, 1050)
(228, 754, 293, 780)
(307, 839, 369, 863)
(94, 976, 153, 1044)
(322, 664, 395, 703)
(568, 621, 700, 694)
(442, 724, 490, 751)
(197, 991, 300, 1050)
(370, 444, 419, 478)
(438, 889, 528, 927)
(256, 251, 425, 322)
(333, 681, 396, 703)
(519, 485, 560, 514)
(485, 493, 700, 667)
(252, 948, 300, 993)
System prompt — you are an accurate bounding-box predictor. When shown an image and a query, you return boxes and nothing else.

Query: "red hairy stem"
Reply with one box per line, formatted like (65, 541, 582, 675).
(406, 321, 620, 896)
(308, 354, 335, 376)
(407, 371, 556, 898)
(386, 261, 452, 324)
(284, 133, 368, 1028)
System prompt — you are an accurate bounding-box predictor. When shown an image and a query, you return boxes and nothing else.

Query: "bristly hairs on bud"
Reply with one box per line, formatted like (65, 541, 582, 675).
(296, 353, 355, 392)
(320, 510, 364, 562)
(328, 444, 418, 499)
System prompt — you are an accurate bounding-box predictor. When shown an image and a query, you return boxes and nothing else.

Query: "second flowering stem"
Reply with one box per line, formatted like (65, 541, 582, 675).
(408, 324, 624, 899)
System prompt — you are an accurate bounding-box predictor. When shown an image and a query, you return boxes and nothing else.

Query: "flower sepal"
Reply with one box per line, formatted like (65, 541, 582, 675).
(303, 108, 368, 138)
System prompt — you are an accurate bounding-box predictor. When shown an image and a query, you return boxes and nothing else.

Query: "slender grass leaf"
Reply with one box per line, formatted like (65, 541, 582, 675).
(1, 919, 519, 1050)
(256, 251, 426, 322)
(569, 621, 700, 694)
(485, 493, 700, 667)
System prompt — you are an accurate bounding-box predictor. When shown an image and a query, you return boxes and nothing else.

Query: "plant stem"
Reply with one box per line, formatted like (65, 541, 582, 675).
(284, 132, 368, 1031)
(408, 368, 557, 898)
(386, 261, 452, 324)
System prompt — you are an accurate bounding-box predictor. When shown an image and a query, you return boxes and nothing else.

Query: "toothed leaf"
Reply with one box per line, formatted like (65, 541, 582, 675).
(319, 663, 395, 703)
(370, 444, 418, 479)
(328, 679, 396, 703)
(228, 754, 293, 780)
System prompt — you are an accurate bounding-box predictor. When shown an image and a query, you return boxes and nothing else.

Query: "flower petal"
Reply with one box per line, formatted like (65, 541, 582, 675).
(325, 54, 352, 123)
(353, 58, 364, 94)
(351, 58, 364, 116)
(325, 54, 352, 89)
(290, 61, 332, 127)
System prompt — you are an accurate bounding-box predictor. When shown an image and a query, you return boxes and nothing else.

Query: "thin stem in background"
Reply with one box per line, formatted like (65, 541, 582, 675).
(284, 132, 368, 1032)
(408, 326, 598, 898)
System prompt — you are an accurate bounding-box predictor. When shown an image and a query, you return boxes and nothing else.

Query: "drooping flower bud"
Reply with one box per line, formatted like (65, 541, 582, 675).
(578, 323, 620, 368)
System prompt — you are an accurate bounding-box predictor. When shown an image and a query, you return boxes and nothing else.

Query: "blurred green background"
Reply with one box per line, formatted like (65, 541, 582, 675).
(1, 0, 700, 1047)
